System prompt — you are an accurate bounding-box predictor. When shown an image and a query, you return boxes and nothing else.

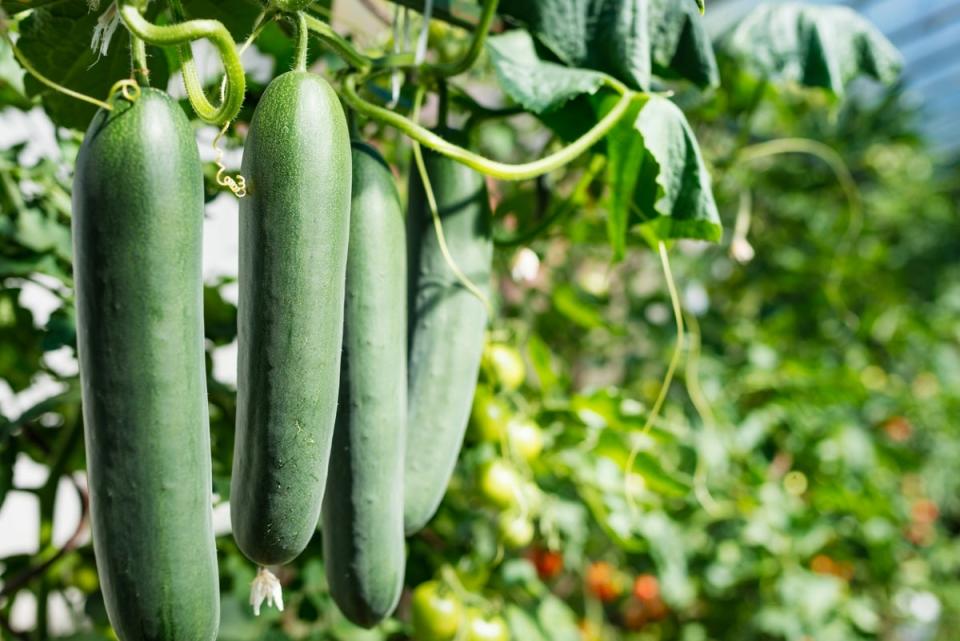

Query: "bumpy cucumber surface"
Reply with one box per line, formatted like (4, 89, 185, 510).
(72, 88, 219, 641)
(404, 133, 493, 535)
(232, 71, 351, 566)
(321, 143, 406, 627)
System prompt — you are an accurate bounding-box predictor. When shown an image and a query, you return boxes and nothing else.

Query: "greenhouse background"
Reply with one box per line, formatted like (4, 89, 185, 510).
(1, 0, 959, 639)
(711, 0, 960, 153)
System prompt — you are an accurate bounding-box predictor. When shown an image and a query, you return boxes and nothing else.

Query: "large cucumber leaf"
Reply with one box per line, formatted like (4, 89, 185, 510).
(487, 30, 720, 252)
(603, 93, 721, 255)
(486, 30, 609, 113)
(717, 3, 902, 96)
(17, 1, 170, 130)
(497, 0, 716, 90)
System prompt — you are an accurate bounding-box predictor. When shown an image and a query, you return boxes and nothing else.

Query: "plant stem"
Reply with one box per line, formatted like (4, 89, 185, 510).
(302, 14, 372, 72)
(422, 0, 498, 78)
(342, 73, 636, 180)
(119, 3, 245, 124)
(292, 12, 308, 72)
(130, 35, 149, 86)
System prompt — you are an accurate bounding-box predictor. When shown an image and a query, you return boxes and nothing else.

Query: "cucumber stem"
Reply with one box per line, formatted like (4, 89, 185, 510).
(292, 12, 309, 72)
(118, 3, 245, 124)
(130, 35, 149, 86)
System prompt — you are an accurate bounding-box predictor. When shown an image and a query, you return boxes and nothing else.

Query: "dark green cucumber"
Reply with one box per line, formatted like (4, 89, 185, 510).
(232, 71, 351, 566)
(321, 142, 406, 627)
(72, 88, 219, 641)
(404, 133, 493, 534)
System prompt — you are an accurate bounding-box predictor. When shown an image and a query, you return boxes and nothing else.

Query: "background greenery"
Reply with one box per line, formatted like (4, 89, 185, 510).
(1, 0, 959, 640)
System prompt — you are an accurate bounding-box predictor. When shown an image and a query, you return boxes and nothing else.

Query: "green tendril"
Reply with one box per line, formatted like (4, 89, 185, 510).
(3, 33, 112, 111)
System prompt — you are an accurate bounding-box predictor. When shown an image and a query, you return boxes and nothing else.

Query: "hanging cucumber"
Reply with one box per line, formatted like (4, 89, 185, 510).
(231, 70, 351, 566)
(404, 132, 494, 535)
(321, 142, 406, 627)
(72, 87, 219, 641)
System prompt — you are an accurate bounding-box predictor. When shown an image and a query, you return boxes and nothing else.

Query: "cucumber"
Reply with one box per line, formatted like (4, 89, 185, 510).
(231, 71, 351, 566)
(72, 88, 219, 641)
(404, 134, 493, 534)
(321, 142, 406, 627)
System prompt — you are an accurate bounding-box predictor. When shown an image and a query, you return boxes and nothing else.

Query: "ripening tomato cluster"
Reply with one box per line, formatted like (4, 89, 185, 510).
(584, 562, 669, 631)
(467, 341, 547, 550)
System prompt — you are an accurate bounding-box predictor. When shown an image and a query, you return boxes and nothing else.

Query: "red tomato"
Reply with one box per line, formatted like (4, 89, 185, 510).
(528, 547, 564, 580)
(585, 562, 621, 602)
(632, 574, 659, 602)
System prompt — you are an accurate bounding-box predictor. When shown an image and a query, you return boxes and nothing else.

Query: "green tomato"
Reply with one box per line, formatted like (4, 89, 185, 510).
(470, 386, 511, 442)
(478, 459, 521, 509)
(466, 608, 510, 641)
(498, 512, 534, 549)
(508, 417, 544, 461)
(483, 343, 525, 391)
(411, 581, 464, 641)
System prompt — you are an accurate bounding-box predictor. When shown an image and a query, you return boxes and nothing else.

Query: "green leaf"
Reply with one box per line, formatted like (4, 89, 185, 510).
(594, 431, 690, 497)
(526, 333, 560, 394)
(495, 0, 715, 90)
(18, 2, 170, 130)
(505, 605, 549, 641)
(486, 30, 610, 114)
(552, 284, 605, 329)
(536, 596, 581, 641)
(602, 94, 721, 249)
(0, 289, 45, 391)
(649, 0, 718, 88)
(717, 4, 902, 96)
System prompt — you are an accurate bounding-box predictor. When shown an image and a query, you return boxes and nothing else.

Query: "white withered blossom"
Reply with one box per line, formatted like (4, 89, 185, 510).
(250, 566, 284, 616)
(730, 237, 756, 264)
(510, 247, 540, 284)
(90, 2, 120, 59)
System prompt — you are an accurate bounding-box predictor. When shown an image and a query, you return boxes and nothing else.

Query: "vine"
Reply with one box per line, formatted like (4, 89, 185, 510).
(343, 73, 636, 180)
(118, 2, 245, 125)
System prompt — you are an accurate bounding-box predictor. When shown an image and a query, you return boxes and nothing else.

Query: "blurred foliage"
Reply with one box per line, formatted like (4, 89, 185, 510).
(1, 2, 959, 641)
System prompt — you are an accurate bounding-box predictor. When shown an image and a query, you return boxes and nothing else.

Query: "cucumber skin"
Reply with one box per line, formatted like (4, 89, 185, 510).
(72, 88, 219, 641)
(232, 71, 352, 566)
(404, 138, 493, 535)
(321, 143, 406, 627)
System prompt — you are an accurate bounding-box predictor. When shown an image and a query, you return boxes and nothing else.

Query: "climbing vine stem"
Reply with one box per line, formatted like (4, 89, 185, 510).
(118, 3, 245, 124)
(343, 73, 636, 180)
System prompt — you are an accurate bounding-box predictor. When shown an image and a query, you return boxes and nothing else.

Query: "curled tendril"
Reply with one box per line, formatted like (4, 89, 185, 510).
(213, 122, 246, 198)
(107, 78, 141, 103)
